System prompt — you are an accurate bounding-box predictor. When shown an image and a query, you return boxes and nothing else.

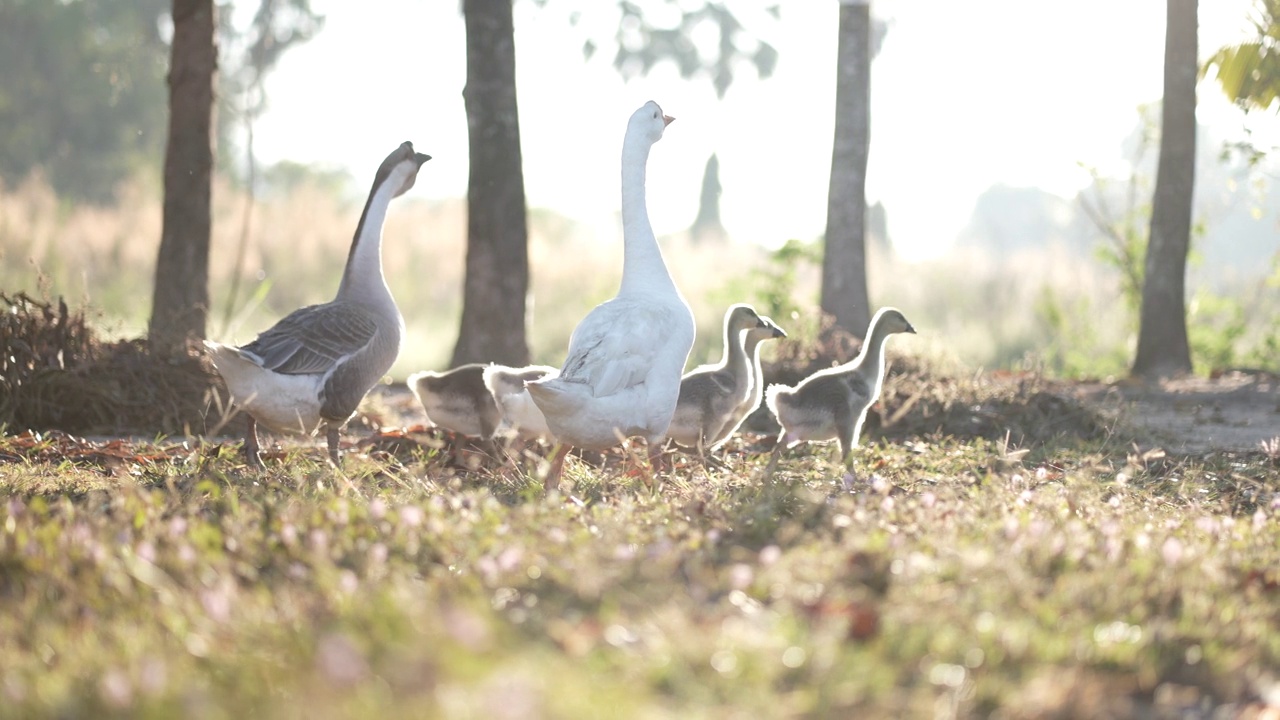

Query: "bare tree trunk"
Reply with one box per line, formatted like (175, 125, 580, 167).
(820, 0, 873, 340)
(149, 0, 216, 358)
(1133, 0, 1196, 379)
(452, 0, 531, 367)
(690, 153, 726, 244)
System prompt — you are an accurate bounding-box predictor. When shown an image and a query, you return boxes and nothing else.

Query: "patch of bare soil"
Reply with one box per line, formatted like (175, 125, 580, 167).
(1071, 371, 1280, 454)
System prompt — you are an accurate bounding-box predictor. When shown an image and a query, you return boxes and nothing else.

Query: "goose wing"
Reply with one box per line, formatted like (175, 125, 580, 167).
(681, 367, 735, 400)
(560, 300, 674, 398)
(241, 302, 378, 375)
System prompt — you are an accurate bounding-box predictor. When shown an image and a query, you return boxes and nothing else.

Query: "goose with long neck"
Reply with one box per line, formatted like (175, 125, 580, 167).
(764, 307, 915, 467)
(526, 101, 696, 492)
(667, 304, 785, 453)
(205, 141, 431, 467)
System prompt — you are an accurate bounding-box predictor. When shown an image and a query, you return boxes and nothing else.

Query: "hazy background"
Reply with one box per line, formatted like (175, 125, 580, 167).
(1, 0, 1277, 379)
(248, 0, 1272, 262)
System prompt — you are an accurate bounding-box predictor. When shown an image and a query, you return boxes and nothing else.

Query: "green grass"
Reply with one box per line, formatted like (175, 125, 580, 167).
(1, 421, 1278, 718)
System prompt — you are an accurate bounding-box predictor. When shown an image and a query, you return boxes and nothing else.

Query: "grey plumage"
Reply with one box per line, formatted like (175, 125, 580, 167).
(409, 364, 501, 440)
(205, 142, 430, 466)
(765, 307, 916, 464)
(668, 304, 786, 452)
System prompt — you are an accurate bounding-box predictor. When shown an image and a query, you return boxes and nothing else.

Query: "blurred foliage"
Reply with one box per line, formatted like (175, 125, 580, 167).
(748, 239, 821, 324)
(600, 1, 779, 99)
(1033, 287, 1131, 379)
(0, 0, 170, 202)
(217, 0, 324, 169)
(0, 0, 323, 205)
(1203, 0, 1280, 114)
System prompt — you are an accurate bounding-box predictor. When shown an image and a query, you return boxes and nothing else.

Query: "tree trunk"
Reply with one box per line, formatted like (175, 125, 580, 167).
(1132, 0, 1196, 379)
(690, 153, 726, 244)
(452, 0, 531, 367)
(820, 0, 873, 340)
(148, 0, 216, 358)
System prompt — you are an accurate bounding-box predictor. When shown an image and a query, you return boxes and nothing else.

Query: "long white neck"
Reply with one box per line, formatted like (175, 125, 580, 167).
(336, 177, 398, 305)
(618, 132, 677, 297)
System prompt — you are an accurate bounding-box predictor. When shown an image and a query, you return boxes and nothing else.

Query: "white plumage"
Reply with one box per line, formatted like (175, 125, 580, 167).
(526, 101, 695, 489)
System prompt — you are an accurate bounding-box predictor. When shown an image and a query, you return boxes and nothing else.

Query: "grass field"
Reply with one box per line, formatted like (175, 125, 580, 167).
(3, 169, 1280, 718)
(2, 368, 1278, 719)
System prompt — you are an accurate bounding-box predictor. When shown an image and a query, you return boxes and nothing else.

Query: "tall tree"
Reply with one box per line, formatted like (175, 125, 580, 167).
(820, 0, 873, 339)
(690, 153, 725, 242)
(148, 0, 216, 357)
(452, 0, 531, 367)
(1132, 0, 1197, 379)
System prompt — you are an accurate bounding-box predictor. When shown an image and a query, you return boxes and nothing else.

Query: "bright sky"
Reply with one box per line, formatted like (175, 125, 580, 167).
(252, 0, 1260, 260)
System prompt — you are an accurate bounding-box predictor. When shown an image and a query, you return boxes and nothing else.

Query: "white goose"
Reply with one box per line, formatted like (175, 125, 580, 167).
(206, 142, 430, 467)
(526, 101, 695, 491)
(765, 307, 915, 467)
(482, 364, 558, 441)
(667, 304, 785, 453)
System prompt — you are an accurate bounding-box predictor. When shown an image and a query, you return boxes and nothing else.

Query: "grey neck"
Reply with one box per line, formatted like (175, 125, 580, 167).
(337, 175, 397, 306)
(720, 322, 749, 375)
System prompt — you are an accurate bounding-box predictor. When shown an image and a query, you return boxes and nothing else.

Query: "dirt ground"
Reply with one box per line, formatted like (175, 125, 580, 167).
(1071, 370, 1280, 454)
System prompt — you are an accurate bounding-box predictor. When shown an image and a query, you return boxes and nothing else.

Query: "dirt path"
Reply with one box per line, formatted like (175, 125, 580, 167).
(1072, 371, 1280, 454)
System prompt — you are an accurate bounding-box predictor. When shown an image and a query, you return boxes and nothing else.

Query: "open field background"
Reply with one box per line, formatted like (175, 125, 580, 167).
(9, 170, 1276, 385)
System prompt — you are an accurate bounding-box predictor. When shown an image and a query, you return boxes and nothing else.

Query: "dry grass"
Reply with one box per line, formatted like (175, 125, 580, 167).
(0, 171, 1138, 384)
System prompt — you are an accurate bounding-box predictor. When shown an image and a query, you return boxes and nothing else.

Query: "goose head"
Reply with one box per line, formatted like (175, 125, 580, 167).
(628, 100, 675, 145)
(725, 303, 766, 334)
(375, 141, 432, 198)
(750, 313, 787, 341)
(872, 307, 917, 336)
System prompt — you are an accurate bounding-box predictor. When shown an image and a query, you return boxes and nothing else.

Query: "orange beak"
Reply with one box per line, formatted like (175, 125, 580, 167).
(663, 115, 675, 127)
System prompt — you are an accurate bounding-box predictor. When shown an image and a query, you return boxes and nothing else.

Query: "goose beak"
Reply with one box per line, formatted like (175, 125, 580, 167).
(414, 153, 432, 166)
(906, 322, 917, 334)
(772, 324, 788, 339)
(662, 115, 675, 127)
